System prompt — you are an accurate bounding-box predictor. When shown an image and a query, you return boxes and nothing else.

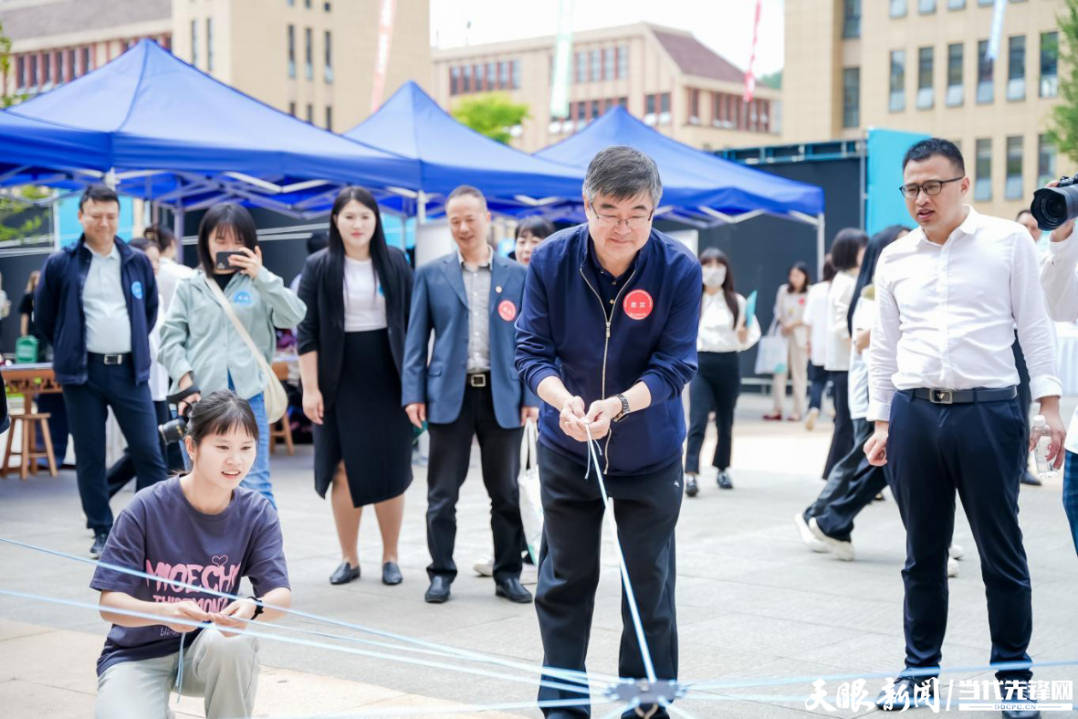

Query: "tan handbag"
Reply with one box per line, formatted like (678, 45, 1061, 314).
(204, 275, 289, 423)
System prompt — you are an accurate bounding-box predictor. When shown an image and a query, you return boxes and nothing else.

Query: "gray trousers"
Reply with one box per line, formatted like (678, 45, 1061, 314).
(95, 628, 259, 719)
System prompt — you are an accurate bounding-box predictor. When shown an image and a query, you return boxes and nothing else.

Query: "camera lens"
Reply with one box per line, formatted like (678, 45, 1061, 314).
(1032, 183, 1078, 230)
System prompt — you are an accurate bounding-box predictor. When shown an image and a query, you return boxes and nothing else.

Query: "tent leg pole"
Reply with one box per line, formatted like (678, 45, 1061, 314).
(816, 213, 825, 280)
(417, 191, 426, 225)
(174, 206, 186, 265)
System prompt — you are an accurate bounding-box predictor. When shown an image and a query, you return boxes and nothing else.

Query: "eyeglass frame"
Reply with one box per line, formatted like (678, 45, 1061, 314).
(584, 200, 655, 230)
(898, 176, 964, 198)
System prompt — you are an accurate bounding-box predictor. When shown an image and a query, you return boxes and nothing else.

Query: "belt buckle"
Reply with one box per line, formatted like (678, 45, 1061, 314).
(103, 353, 123, 366)
(930, 389, 954, 405)
(469, 373, 487, 388)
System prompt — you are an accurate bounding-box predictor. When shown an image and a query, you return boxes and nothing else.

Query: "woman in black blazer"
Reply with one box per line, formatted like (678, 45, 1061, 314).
(297, 186, 414, 587)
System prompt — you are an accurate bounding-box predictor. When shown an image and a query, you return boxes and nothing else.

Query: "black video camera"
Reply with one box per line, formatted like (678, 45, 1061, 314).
(1031, 176, 1078, 230)
(159, 386, 200, 443)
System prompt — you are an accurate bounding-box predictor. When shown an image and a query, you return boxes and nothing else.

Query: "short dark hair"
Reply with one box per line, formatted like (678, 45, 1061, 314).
(79, 184, 119, 211)
(515, 216, 556, 240)
(187, 390, 259, 445)
(1016, 208, 1033, 220)
(196, 203, 259, 273)
(902, 138, 965, 175)
(307, 229, 329, 254)
(830, 228, 869, 271)
(144, 224, 177, 254)
(446, 185, 487, 211)
(583, 146, 663, 207)
(128, 236, 154, 252)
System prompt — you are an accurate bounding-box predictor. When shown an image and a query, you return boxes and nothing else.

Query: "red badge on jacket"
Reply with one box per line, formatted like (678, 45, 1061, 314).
(623, 289, 654, 320)
(498, 299, 517, 321)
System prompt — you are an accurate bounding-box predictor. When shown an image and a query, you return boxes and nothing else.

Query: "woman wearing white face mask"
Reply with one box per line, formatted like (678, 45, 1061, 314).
(684, 248, 756, 496)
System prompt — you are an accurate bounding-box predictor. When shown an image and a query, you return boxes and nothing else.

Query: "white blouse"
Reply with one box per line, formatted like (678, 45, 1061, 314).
(343, 257, 387, 332)
(697, 292, 746, 353)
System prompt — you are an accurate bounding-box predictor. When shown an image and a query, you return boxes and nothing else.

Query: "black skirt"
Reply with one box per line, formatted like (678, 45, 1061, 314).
(314, 329, 413, 506)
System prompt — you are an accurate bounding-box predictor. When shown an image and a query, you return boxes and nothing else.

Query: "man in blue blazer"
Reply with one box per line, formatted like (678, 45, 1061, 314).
(403, 185, 538, 605)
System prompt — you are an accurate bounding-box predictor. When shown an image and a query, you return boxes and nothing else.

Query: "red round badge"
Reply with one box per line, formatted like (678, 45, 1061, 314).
(623, 289, 654, 320)
(498, 299, 517, 322)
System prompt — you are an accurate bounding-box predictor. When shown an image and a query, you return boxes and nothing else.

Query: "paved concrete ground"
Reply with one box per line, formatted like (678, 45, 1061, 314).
(1, 392, 1075, 718)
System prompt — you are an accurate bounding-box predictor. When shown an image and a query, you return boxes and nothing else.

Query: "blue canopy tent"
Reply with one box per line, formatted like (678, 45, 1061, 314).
(534, 106, 826, 267)
(0, 39, 419, 222)
(0, 112, 111, 192)
(342, 81, 583, 221)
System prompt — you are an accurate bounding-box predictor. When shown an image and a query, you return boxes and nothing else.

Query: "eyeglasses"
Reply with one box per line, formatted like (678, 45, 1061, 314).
(587, 204, 654, 229)
(898, 177, 963, 198)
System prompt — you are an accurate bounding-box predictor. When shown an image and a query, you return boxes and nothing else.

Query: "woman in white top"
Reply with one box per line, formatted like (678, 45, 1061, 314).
(765, 262, 811, 422)
(802, 258, 836, 430)
(684, 248, 755, 496)
(296, 187, 414, 588)
(820, 229, 868, 480)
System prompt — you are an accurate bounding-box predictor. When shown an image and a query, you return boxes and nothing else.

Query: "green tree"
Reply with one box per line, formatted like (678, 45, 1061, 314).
(759, 69, 782, 90)
(1049, 0, 1078, 164)
(0, 20, 18, 107)
(451, 94, 530, 144)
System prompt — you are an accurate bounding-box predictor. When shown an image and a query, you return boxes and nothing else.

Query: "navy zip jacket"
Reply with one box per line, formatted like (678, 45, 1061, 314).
(515, 224, 701, 476)
(34, 236, 158, 386)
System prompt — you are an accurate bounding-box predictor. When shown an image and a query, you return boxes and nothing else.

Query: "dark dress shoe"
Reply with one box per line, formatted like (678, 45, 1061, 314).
(685, 477, 699, 497)
(89, 531, 109, 559)
(381, 561, 403, 586)
(876, 676, 936, 711)
(717, 471, 734, 490)
(425, 575, 451, 603)
(494, 577, 533, 603)
(329, 562, 360, 585)
(1020, 472, 1043, 486)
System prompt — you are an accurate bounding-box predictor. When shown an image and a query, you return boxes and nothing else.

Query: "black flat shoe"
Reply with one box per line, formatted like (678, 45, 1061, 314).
(495, 577, 533, 603)
(685, 477, 699, 497)
(1020, 472, 1043, 487)
(717, 471, 734, 490)
(382, 561, 402, 586)
(425, 575, 451, 603)
(90, 531, 109, 559)
(329, 562, 360, 585)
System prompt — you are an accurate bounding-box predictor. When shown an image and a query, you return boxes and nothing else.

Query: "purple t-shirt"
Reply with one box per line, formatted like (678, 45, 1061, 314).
(90, 477, 289, 676)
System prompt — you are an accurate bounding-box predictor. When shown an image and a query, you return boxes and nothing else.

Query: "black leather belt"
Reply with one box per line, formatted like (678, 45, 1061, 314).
(467, 372, 489, 388)
(905, 386, 1017, 405)
(88, 352, 130, 366)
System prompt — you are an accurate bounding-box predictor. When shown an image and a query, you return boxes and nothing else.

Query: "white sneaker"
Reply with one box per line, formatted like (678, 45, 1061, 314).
(808, 517, 855, 561)
(948, 543, 964, 560)
(947, 557, 959, 578)
(473, 557, 493, 577)
(805, 408, 820, 431)
(521, 564, 538, 585)
(793, 512, 828, 553)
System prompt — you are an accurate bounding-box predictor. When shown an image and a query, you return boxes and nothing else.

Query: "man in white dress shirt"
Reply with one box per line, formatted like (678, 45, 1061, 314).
(864, 139, 1064, 718)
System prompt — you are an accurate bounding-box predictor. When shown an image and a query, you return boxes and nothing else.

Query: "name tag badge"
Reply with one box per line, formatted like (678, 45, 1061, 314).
(130, 280, 144, 300)
(623, 289, 654, 320)
(497, 299, 517, 322)
(232, 290, 254, 307)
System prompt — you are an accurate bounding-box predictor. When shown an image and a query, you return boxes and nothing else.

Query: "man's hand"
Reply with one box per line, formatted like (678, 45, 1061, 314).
(1037, 396, 1067, 470)
(557, 396, 588, 442)
(1050, 218, 1075, 244)
(864, 421, 889, 466)
(737, 326, 749, 344)
(854, 328, 871, 353)
(164, 600, 210, 634)
(211, 598, 258, 638)
(302, 388, 324, 425)
(583, 397, 621, 441)
(404, 403, 426, 429)
(520, 406, 539, 426)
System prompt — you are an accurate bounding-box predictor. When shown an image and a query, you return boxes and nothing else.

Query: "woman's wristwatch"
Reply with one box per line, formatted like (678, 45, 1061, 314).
(612, 393, 630, 423)
(248, 595, 264, 620)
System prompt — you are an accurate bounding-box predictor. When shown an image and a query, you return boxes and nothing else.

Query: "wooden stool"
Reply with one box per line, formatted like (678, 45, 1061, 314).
(1, 412, 58, 479)
(269, 416, 294, 456)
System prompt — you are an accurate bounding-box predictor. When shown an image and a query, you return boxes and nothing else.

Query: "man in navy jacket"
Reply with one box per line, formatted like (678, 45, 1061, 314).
(516, 147, 700, 719)
(34, 184, 167, 558)
(403, 185, 538, 605)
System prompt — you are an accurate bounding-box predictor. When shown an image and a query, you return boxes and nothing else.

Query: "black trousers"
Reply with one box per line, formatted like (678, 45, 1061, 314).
(535, 443, 682, 718)
(62, 358, 168, 533)
(106, 400, 183, 497)
(807, 362, 830, 411)
(886, 390, 1032, 682)
(1013, 337, 1032, 458)
(684, 351, 740, 473)
(426, 383, 524, 582)
(810, 418, 889, 540)
(821, 370, 853, 478)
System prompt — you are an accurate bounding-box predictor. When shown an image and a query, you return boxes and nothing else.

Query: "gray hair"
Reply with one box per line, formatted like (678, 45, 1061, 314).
(582, 146, 663, 208)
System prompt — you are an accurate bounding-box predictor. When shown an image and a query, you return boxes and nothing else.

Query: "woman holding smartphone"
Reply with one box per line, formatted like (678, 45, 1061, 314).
(159, 203, 306, 507)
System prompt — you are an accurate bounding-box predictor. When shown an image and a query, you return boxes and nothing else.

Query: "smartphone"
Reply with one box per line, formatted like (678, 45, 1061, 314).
(215, 250, 245, 271)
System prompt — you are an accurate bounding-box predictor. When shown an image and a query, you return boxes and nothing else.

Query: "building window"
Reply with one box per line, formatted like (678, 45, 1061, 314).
(499, 61, 509, 88)
(476, 63, 485, 91)
(616, 45, 628, 79)
(461, 65, 471, 93)
(604, 48, 615, 80)
(450, 66, 459, 95)
(975, 138, 992, 201)
(1038, 134, 1057, 186)
(659, 92, 671, 125)
(1040, 31, 1058, 98)
(946, 43, 964, 106)
(889, 50, 906, 112)
(1007, 35, 1025, 100)
(843, 0, 860, 38)
(81, 47, 90, 75)
(304, 0, 311, 7)
(590, 99, 600, 119)
(15, 56, 24, 88)
(324, 31, 333, 83)
(1005, 135, 1023, 199)
(948, 0, 965, 7)
(644, 93, 656, 124)
(890, 0, 907, 18)
(42, 52, 50, 85)
(325, 105, 332, 130)
(590, 48, 601, 81)
(919, 0, 936, 13)
(977, 39, 994, 103)
(842, 67, 860, 128)
(206, 18, 214, 72)
(324, 1, 331, 9)
(977, 0, 992, 5)
(574, 51, 585, 84)
(688, 88, 700, 124)
(917, 46, 934, 109)
(304, 28, 313, 80)
(488, 61, 499, 89)
(287, 25, 295, 78)
(28, 54, 37, 86)
(306, 103, 313, 123)
(190, 19, 198, 67)
(66, 48, 75, 81)
(289, 101, 296, 116)
(54, 51, 64, 84)
(511, 59, 521, 89)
